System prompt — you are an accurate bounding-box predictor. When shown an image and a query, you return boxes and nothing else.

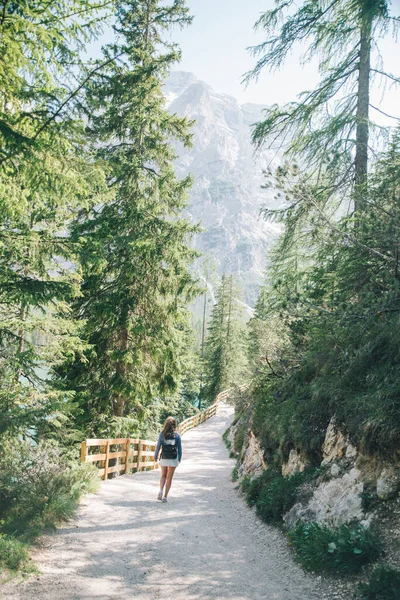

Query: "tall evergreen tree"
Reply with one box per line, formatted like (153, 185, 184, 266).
(0, 0, 108, 440)
(203, 274, 248, 403)
(61, 0, 199, 428)
(245, 0, 399, 206)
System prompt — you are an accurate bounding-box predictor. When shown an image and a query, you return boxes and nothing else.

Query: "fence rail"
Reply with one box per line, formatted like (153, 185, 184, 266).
(80, 388, 232, 480)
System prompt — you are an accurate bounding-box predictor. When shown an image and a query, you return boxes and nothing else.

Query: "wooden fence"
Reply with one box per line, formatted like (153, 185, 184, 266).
(80, 388, 231, 480)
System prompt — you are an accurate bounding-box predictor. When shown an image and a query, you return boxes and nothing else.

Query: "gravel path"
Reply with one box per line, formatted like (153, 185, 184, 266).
(2, 404, 335, 600)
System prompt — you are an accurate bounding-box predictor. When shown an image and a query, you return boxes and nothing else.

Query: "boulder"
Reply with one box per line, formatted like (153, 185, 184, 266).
(306, 468, 364, 527)
(238, 430, 267, 478)
(322, 417, 357, 465)
(376, 466, 400, 500)
(282, 449, 307, 477)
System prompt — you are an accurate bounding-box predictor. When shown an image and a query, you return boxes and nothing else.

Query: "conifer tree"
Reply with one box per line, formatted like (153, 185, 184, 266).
(0, 0, 108, 440)
(203, 275, 248, 402)
(245, 0, 399, 205)
(61, 0, 199, 426)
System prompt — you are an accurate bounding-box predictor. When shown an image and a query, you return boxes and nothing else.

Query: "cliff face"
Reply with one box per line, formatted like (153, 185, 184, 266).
(165, 72, 282, 308)
(228, 407, 400, 579)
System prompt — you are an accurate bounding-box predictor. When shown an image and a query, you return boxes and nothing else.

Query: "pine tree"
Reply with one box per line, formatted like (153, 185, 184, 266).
(60, 0, 199, 428)
(245, 0, 399, 205)
(0, 0, 108, 441)
(203, 274, 248, 403)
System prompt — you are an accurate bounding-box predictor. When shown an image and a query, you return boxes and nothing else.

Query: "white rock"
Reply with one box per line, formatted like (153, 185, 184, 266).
(376, 467, 400, 500)
(306, 470, 364, 527)
(346, 444, 357, 459)
(330, 463, 341, 477)
(282, 449, 307, 477)
(322, 417, 357, 464)
(238, 430, 267, 478)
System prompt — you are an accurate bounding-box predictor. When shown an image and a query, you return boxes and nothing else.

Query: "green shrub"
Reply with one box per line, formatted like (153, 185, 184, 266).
(0, 439, 100, 540)
(357, 565, 400, 600)
(234, 423, 247, 454)
(241, 467, 318, 523)
(360, 491, 379, 511)
(0, 535, 33, 573)
(241, 469, 273, 506)
(288, 522, 381, 574)
(222, 428, 232, 450)
(232, 467, 239, 482)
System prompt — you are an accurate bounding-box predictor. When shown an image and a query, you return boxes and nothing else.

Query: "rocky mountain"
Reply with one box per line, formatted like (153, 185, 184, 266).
(165, 72, 282, 311)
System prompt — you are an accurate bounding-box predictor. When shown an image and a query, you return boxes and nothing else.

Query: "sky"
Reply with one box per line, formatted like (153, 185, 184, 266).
(90, 0, 400, 122)
(167, 0, 321, 106)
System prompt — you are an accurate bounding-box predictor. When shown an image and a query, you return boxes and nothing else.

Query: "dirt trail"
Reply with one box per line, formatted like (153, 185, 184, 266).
(2, 404, 335, 600)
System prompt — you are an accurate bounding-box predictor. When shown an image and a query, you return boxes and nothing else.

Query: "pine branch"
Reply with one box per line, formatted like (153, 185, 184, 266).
(369, 103, 399, 120)
(371, 68, 400, 84)
(39, 1, 114, 25)
(264, 355, 283, 378)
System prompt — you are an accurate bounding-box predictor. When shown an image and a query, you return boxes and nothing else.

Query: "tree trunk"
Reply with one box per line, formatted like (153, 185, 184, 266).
(113, 325, 129, 416)
(354, 13, 372, 213)
(198, 291, 207, 410)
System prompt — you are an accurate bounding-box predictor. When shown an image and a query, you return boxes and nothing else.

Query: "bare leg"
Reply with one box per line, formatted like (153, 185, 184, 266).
(159, 466, 167, 493)
(164, 466, 176, 498)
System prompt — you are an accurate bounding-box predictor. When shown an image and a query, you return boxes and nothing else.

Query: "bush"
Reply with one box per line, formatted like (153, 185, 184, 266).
(357, 565, 400, 600)
(234, 423, 247, 454)
(241, 467, 318, 524)
(0, 535, 33, 573)
(232, 466, 239, 482)
(0, 439, 100, 540)
(288, 522, 381, 574)
(222, 428, 232, 450)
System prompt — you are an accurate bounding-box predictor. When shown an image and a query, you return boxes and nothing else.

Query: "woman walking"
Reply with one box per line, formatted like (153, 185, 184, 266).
(154, 416, 182, 502)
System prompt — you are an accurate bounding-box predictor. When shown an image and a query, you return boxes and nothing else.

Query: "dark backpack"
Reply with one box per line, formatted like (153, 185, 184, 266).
(161, 433, 178, 459)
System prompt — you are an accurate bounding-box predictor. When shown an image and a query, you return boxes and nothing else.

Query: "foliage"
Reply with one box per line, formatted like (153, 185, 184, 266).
(245, 0, 398, 196)
(203, 274, 248, 403)
(357, 565, 400, 600)
(234, 423, 247, 454)
(222, 428, 232, 450)
(0, 439, 99, 540)
(241, 467, 318, 523)
(232, 467, 239, 482)
(288, 522, 381, 574)
(246, 132, 400, 460)
(0, 0, 109, 443)
(0, 535, 33, 574)
(58, 0, 199, 426)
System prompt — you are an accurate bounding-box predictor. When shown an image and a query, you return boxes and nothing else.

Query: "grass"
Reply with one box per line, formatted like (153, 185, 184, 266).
(234, 423, 247, 454)
(0, 535, 35, 576)
(222, 428, 232, 450)
(288, 522, 382, 575)
(357, 565, 400, 600)
(250, 317, 400, 462)
(232, 466, 239, 482)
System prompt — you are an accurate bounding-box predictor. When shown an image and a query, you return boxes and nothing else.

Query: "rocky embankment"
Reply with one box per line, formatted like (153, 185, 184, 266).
(228, 409, 400, 577)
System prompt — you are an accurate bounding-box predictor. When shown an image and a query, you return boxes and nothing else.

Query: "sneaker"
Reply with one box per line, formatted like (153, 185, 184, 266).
(162, 497, 168, 503)
(157, 490, 163, 501)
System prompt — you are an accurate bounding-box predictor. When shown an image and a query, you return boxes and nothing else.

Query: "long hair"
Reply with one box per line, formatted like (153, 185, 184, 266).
(162, 416, 177, 438)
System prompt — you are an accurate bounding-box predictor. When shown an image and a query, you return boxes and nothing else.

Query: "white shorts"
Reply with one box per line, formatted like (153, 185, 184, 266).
(159, 457, 179, 467)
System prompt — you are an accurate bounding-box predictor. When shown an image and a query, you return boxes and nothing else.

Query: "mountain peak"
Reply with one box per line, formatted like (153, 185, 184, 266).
(166, 71, 282, 308)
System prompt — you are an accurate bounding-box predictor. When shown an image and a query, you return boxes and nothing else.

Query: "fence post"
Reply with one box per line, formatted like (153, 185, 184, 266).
(125, 438, 131, 474)
(104, 440, 110, 480)
(80, 440, 87, 464)
(137, 441, 142, 473)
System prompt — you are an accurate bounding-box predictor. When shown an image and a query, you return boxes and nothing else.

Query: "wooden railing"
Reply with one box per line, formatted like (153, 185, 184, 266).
(80, 437, 158, 480)
(80, 388, 231, 480)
